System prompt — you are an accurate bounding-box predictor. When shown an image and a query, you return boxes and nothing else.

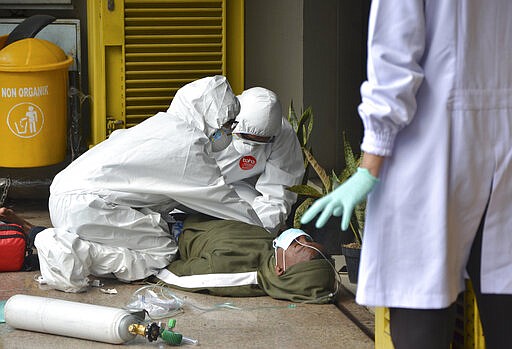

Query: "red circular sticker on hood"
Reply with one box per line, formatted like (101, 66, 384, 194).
(239, 156, 257, 170)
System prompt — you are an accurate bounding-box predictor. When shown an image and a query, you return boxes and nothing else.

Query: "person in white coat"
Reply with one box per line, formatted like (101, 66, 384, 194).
(212, 87, 305, 234)
(35, 75, 264, 293)
(301, 1, 512, 348)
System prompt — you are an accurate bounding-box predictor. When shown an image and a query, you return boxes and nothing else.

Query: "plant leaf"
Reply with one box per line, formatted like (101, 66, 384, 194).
(302, 148, 331, 193)
(354, 200, 366, 242)
(293, 197, 315, 228)
(342, 132, 359, 176)
(330, 170, 342, 190)
(286, 184, 323, 198)
(287, 100, 299, 134)
(305, 108, 313, 144)
(298, 106, 313, 148)
(339, 167, 352, 183)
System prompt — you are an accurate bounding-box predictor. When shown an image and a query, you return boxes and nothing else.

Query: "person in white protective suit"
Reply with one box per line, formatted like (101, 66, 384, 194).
(212, 87, 305, 234)
(35, 75, 264, 293)
(301, 1, 512, 348)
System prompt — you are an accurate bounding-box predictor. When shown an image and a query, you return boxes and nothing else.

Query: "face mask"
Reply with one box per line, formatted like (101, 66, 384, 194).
(232, 135, 262, 155)
(210, 128, 233, 152)
(273, 229, 341, 300)
(272, 228, 311, 251)
(273, 229, 309, 273)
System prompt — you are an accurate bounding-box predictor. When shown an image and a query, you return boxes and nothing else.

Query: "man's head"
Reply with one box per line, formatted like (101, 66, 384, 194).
(273, 230, 326, 276)
(230, 87, 282, 155)
(259, 228, 339, 304)
(168, 75, 240, 138)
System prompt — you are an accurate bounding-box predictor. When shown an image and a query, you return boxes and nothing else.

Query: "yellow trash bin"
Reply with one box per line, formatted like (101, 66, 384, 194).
(0, 36, 73, 168)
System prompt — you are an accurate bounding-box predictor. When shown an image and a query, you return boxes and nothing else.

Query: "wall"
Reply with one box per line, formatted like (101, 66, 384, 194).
(303, 0, 341, 171)
(336, 1, 371, 168)
(244, 0, 303, 122)
(245, 0, 370, 173)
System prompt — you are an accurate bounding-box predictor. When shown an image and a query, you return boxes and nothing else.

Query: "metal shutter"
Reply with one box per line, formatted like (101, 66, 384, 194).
(87, 0, 243, 145)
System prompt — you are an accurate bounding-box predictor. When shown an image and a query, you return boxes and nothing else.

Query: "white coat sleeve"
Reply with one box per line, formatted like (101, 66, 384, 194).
(359, 0, 426, 156)
(252, 120, 305, 233)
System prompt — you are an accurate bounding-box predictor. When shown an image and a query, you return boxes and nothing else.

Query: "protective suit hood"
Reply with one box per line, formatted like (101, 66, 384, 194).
(167, 75, 240, 136)
(234, 87, 282, 138)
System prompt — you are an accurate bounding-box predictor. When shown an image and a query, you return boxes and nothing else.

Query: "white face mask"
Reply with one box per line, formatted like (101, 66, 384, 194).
(232, 134, 263, 155)
(273, 228, 312, 271)
(273, 228, 311, 251)
(272, 228, 341, 301)
(210, 128, 233, 152)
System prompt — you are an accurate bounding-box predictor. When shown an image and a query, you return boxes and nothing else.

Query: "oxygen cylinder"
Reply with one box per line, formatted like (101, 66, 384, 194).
(4, 294, 141, 344)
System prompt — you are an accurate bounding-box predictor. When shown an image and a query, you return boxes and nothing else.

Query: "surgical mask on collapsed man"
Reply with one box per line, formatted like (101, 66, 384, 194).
(232, 134, 263, 155)
(273, 228, 312, 251)
(210, 128, 233, 152)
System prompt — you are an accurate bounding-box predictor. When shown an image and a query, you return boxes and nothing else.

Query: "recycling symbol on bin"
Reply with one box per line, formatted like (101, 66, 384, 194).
(6, 102, 44, 138)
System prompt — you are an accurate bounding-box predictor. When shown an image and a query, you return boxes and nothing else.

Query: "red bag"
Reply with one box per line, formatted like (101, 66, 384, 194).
(0, 224, 27, 271)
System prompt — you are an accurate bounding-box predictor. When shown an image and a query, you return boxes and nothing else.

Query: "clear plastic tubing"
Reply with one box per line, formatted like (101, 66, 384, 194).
(182, 336, 200, 345)
(4, 294, 140, 344)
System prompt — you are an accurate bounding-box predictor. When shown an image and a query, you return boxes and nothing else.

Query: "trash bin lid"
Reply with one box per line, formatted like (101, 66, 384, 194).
(0, 38, 72, 72)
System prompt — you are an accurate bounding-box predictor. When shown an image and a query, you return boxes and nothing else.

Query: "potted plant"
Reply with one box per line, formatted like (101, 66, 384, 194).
(337, 135, 366, 283)
(287, 125, 365, 283)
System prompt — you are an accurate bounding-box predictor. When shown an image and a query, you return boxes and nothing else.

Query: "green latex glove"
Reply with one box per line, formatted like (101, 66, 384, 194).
(300, 168, 378, 230)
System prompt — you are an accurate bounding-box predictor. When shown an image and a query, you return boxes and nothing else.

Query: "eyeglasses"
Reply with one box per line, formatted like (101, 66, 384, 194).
(222, 120, 239, 131)
(237, 133, 274, 144)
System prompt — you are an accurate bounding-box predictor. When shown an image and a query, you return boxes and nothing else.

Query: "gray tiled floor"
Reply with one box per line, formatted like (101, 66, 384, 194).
(0, 200, 374, 349)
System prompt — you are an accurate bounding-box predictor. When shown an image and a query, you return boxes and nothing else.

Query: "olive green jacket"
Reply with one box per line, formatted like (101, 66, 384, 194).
(156, 215, 336, 303)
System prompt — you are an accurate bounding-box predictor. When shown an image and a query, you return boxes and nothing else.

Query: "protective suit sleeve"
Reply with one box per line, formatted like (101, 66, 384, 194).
(168, 127, 263, 227)
(359, 0, 426, 156)
(252, 120, 305, 233)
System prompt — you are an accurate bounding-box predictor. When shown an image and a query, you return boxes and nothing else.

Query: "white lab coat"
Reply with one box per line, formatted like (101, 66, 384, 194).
(356, 0, 512, 309)
(35, 76, 262, 292)
(212, 88, 305, 233)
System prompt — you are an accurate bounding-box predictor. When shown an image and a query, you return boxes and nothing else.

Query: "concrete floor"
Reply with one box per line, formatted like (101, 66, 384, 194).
(0, 199, 374, 349)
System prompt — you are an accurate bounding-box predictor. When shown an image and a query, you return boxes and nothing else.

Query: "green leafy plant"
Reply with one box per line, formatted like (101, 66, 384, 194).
(341, 133, 366, 248)
(287, 101, 313, 185)
(288, 131, 365, 247)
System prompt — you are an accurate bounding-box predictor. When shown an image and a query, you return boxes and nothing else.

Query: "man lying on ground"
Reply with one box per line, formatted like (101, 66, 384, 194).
(0, 208, 338, 303)
(154, 214, 339, 304)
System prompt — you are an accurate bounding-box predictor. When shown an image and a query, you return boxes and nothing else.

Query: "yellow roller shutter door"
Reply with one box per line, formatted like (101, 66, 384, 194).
(87, 0, 243, 145)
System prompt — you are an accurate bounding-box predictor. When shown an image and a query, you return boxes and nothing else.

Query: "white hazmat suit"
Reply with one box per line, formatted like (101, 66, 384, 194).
(356, 0, 512, 309)
(212, 87, 305, 233)
(35, 76, 262, 292)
